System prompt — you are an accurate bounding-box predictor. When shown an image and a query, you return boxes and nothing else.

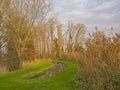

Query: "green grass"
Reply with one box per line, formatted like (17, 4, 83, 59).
(0, 60, 77, 90)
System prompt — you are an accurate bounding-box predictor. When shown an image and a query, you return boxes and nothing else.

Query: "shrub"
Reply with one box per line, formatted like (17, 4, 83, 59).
(73, 31, 120, 90)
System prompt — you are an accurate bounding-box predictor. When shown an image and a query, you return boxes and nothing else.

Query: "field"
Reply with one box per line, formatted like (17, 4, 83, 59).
(0, 60, 77, 90)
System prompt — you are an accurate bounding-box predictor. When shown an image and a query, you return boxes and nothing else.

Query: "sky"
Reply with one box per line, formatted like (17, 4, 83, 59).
(52, 0, 120, 34)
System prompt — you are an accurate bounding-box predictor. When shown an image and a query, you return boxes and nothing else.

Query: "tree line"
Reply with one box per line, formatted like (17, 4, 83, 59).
(0, 0, 85, 70)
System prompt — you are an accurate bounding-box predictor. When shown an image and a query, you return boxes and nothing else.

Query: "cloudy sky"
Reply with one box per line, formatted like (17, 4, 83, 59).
(52, 0, 120, 33)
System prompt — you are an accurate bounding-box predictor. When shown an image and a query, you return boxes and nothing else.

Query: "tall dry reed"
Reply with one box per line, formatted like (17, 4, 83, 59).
(69, 31, 120, 90)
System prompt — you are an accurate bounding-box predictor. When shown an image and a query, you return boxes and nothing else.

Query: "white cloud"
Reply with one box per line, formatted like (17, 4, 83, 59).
(65, 10, 92, 19)
(98, 13, 116, 19)
(52, 0, 120, 33)
(62, 0, 81, 7)
(93, 1, 116, 11)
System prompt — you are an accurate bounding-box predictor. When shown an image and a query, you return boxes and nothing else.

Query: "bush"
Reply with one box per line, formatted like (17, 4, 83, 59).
(73, 31, 120, 90)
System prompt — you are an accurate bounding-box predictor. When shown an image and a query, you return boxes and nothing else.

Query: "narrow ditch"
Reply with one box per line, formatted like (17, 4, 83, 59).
(30, 62, 67, 79)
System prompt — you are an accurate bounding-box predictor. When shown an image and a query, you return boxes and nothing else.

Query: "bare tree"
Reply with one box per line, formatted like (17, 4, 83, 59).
(65, 22, 85, 52)
(4, 0, 51, 68)
(56, 23, 63, 58)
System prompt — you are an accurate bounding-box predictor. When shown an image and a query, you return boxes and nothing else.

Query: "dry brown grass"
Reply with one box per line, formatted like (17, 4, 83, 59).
(66, 31, 120, 90)
(22, 59, 52, 68)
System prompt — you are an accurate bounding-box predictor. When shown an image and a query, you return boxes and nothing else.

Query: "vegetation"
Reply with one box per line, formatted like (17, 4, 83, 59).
(0, 0, 120, 90)
(0, 60, 77, 90)
(70, 31, 120, 90)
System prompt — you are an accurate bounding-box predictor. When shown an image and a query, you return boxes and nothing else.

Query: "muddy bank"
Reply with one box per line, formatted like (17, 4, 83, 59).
(30, 62, 67, 79)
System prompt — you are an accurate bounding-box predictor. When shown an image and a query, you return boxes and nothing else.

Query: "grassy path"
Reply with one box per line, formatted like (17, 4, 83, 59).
(0, 60, 77, 90)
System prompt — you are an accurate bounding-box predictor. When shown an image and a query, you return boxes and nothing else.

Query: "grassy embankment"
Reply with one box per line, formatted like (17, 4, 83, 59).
(0, 60, 77, 90)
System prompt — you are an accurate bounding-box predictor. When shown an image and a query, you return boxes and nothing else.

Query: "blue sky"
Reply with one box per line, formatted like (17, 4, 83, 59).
(52, 0, 120, 33)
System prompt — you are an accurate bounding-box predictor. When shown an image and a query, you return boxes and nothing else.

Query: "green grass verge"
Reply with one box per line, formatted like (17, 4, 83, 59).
(0, 60, 77, 90)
